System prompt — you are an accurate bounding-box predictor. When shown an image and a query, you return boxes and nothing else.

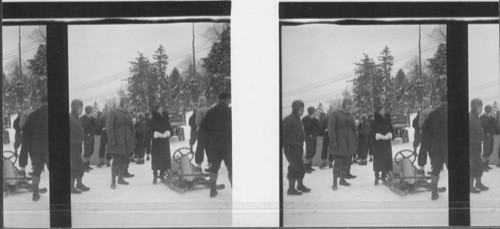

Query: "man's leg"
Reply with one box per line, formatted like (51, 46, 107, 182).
(481, 134, 494, 171)
(418, 133, 430, 171)
(304, 136, 315, 172)
(284, 145, 306, 195)
(430, 151, 444, 200)
(320, 132, 330, 168)
(82, 135, 93, 171)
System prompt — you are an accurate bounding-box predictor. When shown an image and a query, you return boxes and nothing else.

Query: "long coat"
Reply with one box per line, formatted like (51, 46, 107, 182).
(200, 102, 231, 155)
(372, 112, 393, 173)
(422, 104, 448, 154)
(106, 107, 136, 156)
(327, 108, 357, 157)
(150, 111, 173, 170)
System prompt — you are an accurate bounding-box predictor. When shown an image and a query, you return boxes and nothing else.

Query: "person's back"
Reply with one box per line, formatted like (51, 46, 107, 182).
(25, 105, 48, 142)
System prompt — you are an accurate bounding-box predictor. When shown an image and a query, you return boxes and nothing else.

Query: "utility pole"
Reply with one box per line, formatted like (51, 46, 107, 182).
(192, 23, 196, 80)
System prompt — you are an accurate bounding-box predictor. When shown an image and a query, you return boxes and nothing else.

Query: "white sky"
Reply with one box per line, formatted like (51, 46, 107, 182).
(281, 24, 441, 115)
(68, 23, 219, 107)
(3, 26, 43, 73)
(468, 24, 500, 108)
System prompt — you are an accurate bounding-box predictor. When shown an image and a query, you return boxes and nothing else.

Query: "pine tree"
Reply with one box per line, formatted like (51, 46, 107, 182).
(377, 46, 395, 111)
(202, 24, 230, 104)
(27, 44, 47, 107)
(128, 52, 151, 112)
(353, 54, 378, 114)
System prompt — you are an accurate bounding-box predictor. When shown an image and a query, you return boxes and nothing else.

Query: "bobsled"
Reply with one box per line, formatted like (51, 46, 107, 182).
(165, 147, 225, 194)
(3, 150, 47, 196)
(384, 149, 446, 196)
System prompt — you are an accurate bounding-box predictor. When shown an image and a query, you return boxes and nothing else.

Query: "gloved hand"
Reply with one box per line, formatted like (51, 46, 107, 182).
(375, 133, 384, 140)
(387, 133, 393, 140)
(153, 131, 162, 139)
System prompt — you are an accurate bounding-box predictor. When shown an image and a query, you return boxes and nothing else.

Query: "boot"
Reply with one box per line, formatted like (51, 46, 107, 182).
(124, 169, 134, 178)
(76, 177, 90, 191)
(319, 161, 327, 169)
(118, 171, 129, 185)
(297, 179, 311, 193)
(153, 170, 158, 184)
(475, 175, 489, 191)
(71, 177, 81, 194)
(332, 169, 339, 190)
(111, 176, 117, 189)
(209, 173, 219, 197)
(32, 176, 41, 201)
(431, 175, 439, 200)
(339, 170, 351, 186)
(287, 179, 302, 195)
(470, 176, 481, 193)
(374, 172, 379, 186)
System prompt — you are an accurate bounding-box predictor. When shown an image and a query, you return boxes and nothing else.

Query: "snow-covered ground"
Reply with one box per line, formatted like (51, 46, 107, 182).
(470, 165, 500, 226)
(3, 141, 51, 228)
(283, 139, 450, 227)
(3, 111, 232, 228)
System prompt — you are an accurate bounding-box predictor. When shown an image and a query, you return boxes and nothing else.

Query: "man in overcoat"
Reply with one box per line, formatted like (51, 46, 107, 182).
(81, 106, 97, 171)
(480, 104, 495, 171)
(282, 100, 311, 195)
(70, 99, 91, 194)
(302, 106, 319, 173)
(422, 94, 447, 200)
(470, 98, 489, 194)
(328, 97, 357, 190)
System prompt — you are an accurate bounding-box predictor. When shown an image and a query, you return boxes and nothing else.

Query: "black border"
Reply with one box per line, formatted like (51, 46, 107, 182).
(2, 2, 230, 228)
(279, 1, 498, 227)
(280, 2, 498, 19)
(0, 2, 4, 228)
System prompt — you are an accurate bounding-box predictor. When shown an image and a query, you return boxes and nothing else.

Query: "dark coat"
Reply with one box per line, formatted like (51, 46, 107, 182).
(106, 107, 136, 156)
(150, 111, 173, 170)
(372, 112, 393, 173)
(469, 111, 483, 145)
(69, 111, 85, 172)
(201, 102, 231, 155)
(302, 116, 319, 137)
(282, 113, 305, 148)
(480, 114, 495, 135)
(24, 104, 49, 159)
(98, 113, 108, 133)
(81, 115, 97, 136)
(422, 104, 448, 153)
(327, 108, 357, 157)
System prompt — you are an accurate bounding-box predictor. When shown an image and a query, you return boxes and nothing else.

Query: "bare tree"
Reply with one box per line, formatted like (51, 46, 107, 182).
(202, 23, 229, 43)
(28, 26, 47, 44)
(428, 25, 446, 44)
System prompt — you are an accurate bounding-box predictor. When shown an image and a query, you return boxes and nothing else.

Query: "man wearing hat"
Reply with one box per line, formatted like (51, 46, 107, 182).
(81, 105, 97, 172)
(201, 92, 232, 197)
(470, 98, 489, 194)
(282, 100, 311, 195)
(480, 104, 495, 171)
(70, 99, 91, 194)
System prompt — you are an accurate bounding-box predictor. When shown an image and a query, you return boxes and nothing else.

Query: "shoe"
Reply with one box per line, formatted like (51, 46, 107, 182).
(118, 177, 129, 185)
(210, 189, 218, 197)
(339, 178, 351, 186)
(287, 188, 302, 195)
(431, 192, 439, 200)
(146, 155, 150, 161)
(76, 183, 90, 191)
(476, 183, 489, 191)
(297, 184, 311, 193)
(71, 186, 82, 194)
(344, 173, 357, 179)
(32, 192, 40, 201)
(123, 171, 135, 178)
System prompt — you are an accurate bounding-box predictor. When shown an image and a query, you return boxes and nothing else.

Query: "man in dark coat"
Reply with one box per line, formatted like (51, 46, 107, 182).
(329, 98, 358, 190)
(282, 100, 311, 195)
(19, 109, 34, 175)
(422, 94, 447, 200)
(470, 98, 489, 194)
(302, 106, 319, 173)
(418, 97, 433, 174)
(195, 96, 211, 171)
(81, 106, 97, 171)
(480, 105, 495, 171)
(202, 92, 232, 197)
(320, 112, 333, 169)
(23, 96, 49, 201)
(70, 99, 90, 194)
(13, 113, 21, 155)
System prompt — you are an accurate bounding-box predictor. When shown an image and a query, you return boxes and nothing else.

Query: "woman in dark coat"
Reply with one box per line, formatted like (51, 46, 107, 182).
(106, 97, 136, 189)
(150, 105, 173, 184)
(328, 97, 357, 190)
(372, 107, 393, 185)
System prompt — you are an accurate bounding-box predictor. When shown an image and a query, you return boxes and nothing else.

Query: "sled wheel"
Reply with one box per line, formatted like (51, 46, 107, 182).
(394, 149, 416, 165)
(172, 147, 194, 164)
(3, 150, 18, 165)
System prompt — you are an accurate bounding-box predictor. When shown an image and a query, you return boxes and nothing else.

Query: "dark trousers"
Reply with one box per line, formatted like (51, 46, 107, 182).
(111, 154, 128, 177)
(470, 143, 484, 178)
(321, 132, 333, 162)
(207, 145, 231, 179)
(31, 140, 49, 178)
(145, 136, 151, 155)
(190, 127, 198, 146)
(135, 133, 145, 158)
(304, 135, 317, 163)
(284, 145, 306, 180)
(358, 136, 369, 160)
(332, 155, 349, 176)
(19, 133, 33, 168)
(418, 132, 431, 167)
(413, 130, 421, 149)
(70, 144, 85, 179)
(482, 134, 494, 160)
(14, 131, 22, 149)
(83, 134, 95, 161)
(368, 136, 374, 156)
(430, 150, 448, 177)
(99, 130, 111, 160)
(195, 129, 210, 164)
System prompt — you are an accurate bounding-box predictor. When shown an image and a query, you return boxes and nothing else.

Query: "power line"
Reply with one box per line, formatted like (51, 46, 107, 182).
(2, 45, 39, 62)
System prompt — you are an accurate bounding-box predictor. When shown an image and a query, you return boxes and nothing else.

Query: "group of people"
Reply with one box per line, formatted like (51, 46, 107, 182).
(282, 94, 451, 200)
(69, 92, 232, 197)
